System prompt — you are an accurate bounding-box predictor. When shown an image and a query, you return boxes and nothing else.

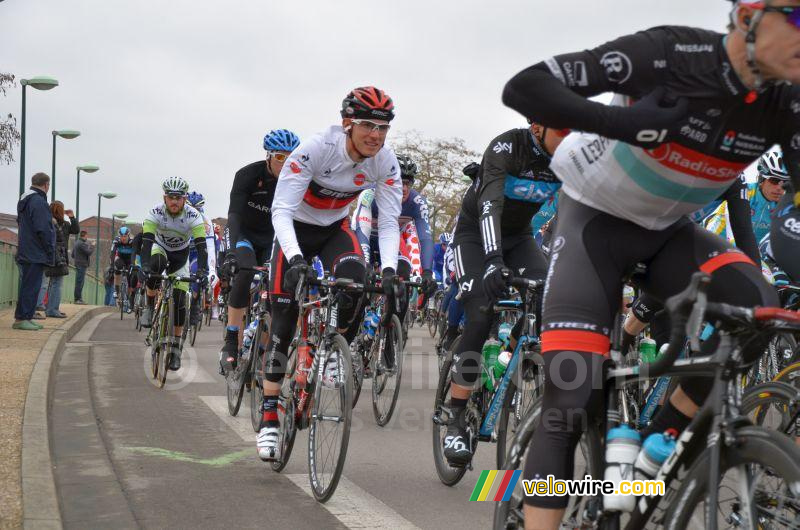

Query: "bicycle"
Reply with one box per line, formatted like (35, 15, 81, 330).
(144, 273, 198, 388)
(271, 272, 386, 502)
(495, 272, 800, 529)
(133, 274, 146, 332)
(203, 286, 213, 327)
(432, 276, 545, 485)
(117, 272, 129, 320)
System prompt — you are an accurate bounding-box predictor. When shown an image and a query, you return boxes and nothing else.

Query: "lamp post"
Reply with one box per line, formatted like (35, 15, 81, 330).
(18, 76, 59, 196)
(74, 164, 99, 221)
(51, 130, 80, 201)
(111, 212, 128, 236)
(94, 192, 117, 304)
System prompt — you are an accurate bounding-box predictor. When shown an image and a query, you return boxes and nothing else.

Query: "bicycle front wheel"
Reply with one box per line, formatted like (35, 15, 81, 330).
(372, 314, 404, 426)
(308, 333, 353, 503)
(665, 425, 800, 529)
(431, 337, 469, 487)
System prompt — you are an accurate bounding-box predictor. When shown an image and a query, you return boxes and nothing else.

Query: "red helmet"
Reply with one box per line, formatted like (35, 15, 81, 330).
(341, 86, 395, 121)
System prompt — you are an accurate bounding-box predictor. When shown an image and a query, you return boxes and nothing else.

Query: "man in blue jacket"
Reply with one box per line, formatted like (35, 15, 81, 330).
(14, 173, 55, 331)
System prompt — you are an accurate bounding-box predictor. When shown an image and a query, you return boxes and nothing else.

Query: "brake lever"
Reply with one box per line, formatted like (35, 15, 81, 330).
(687, 275, 711, 352)
(294, 270, 307, 304)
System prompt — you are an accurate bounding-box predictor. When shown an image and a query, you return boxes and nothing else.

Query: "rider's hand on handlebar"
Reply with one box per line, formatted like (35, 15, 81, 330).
(283, 255, 308, 293)
(421, 269, 437, 296)
(483, 258, 511, 301)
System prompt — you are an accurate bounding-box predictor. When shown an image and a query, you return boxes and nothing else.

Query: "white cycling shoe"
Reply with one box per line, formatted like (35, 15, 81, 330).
(256, 426, 281, 462)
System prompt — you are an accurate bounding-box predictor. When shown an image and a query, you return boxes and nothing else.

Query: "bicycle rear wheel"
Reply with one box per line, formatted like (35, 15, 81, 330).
(431, 337, 469, 486)
(272, 351, 298, 473)
(496, 346, 543, 469)
(665, 426, 800, 529)
(372, 314, 404, 426)
(308, 333, 353, 503)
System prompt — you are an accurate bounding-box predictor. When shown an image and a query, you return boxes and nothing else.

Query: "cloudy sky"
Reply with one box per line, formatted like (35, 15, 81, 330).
(1, 0, 733, 222)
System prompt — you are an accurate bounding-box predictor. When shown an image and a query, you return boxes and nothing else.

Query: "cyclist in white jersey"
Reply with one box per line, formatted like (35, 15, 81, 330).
(255, 86, 403, 461)
(140, 177, 209, 371)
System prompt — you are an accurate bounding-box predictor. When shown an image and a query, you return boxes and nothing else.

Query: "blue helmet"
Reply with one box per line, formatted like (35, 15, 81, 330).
(119, 226, 129, 236)
(263, 129, 300, 152)
(439, 233, 452, 245)
(187, 191, 205, 210)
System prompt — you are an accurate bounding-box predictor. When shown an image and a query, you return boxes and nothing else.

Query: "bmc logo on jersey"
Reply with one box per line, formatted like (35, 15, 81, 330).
(290, 162, 301, 174)
(493, 142, 512, 154)
(600, 51, 632, 84)
(353, 173, 366, 186)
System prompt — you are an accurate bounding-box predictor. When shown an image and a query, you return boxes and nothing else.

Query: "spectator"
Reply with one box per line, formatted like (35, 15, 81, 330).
(43, 201, 79, 317)
(72, 230, 93, 304)
(13, 173, 55, 331)
(104, 267, 115, 306)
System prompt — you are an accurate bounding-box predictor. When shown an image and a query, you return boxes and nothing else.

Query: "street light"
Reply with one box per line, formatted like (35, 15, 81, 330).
(75, 164, 99, 221)
(94, 192, 117, 304)
(111, 211, 128, 236)
(51, 129, 81, 201)
(18, 76, 59, 196)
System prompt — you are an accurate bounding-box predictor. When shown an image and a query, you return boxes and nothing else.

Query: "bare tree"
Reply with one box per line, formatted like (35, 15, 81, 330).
(390, 130, 479, 236)
(0, 73, 20, 165)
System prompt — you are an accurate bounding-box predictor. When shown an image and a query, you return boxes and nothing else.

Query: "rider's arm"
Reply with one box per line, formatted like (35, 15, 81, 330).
(271, 137, 321, 261)
(351, 189, 375, 263)
(140, 218, 156, 271)
(502, 29, 665, 132)
(375, 153, 403, 272)
(780, 90, 800, 202)
(477, 129, 519, 263)
(226, 166, 252, 248)
(189, 218, 208, 273)
(411, 193, 435, 272)
(723, 175, 760, 264)
(109, 239, 118, 265)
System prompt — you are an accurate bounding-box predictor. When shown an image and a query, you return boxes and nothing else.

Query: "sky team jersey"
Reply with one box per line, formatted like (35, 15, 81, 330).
(705, 182, 779, 248)
(351, 187, 435, 271)
(143, 202, 206, 252)
(527, 26, 800, 230)
(272, 125, 402, 270)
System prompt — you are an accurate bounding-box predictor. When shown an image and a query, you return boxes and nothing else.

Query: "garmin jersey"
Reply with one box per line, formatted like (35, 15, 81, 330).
(227, 160, 278, 249)
(506, 25, 800, 230)
(457, 128, 559, 260)
(272, 125, 402, 270)
(143, 202, 206, 252)
(705, 182, 779, 247)
(352, 188, 435, 271)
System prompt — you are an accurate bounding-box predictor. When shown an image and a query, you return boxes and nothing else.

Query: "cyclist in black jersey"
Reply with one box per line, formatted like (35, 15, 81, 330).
(110, 226, 135, 311)
(219, 129, 300, 373)
(443, 122, 569, 466)
(502, 2, 800, 524)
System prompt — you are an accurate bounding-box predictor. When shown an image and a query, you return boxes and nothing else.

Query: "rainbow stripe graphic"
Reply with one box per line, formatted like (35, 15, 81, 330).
(469, 470, 522, 501)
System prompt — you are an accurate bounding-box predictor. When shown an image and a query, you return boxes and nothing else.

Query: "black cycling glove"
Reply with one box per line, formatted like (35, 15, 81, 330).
(283, 255, 308, 293)
(483, 258, 510, 301)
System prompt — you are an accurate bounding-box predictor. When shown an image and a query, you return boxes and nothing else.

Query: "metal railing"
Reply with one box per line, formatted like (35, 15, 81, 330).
(0, 241, 106, 307)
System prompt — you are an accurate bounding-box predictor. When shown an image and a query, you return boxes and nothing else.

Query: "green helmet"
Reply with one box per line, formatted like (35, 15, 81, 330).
(162, 176, 189, 195)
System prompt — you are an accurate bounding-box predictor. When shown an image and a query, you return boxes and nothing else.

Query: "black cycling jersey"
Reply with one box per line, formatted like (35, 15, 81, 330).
(502, 25, 800, 200)
(130, 232, 143, 264)
(456, 128, 559, 261)
(227, 160, 278, 249)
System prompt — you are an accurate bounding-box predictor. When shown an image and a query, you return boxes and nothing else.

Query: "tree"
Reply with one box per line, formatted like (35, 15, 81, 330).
(0, 73, 20, 165)
(390, 130, 479, 236)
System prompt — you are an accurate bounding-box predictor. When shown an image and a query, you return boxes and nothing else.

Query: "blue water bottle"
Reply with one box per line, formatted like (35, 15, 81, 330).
(634, 429, 677, 481)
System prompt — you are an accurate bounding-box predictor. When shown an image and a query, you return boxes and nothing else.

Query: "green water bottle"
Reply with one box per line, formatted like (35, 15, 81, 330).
(489, 350, 512, 391)
(639, 337, 657, 364)
(481, 339, 502, 389)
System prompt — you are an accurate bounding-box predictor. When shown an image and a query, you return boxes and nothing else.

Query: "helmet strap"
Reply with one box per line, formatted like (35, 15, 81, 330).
(742, 4, 767, 89)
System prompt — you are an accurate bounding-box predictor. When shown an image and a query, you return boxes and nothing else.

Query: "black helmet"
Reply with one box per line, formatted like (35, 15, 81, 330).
(397, 154, 418, 182)
(463, 162, 480, 180)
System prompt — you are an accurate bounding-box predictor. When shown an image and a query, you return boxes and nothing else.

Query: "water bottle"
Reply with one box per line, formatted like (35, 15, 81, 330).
(363, 310, 379, 338)
(481, 339, 502, 388)
(634, 430, 677, 481)
(639, 337, 657, 364)
(489, 350, 512, 391)
(498, 322, 513, 348)
(241, 321, 258, 359)
(603, 425, 641, 512)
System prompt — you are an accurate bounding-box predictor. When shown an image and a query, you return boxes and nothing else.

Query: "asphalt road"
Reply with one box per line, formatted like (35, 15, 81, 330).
(51, 312, 501, 529)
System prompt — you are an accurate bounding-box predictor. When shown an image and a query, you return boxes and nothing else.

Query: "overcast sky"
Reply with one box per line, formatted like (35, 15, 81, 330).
(1, 0, 733, 222)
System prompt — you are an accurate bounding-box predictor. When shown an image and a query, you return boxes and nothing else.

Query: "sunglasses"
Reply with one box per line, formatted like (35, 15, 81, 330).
(758, 4, 800, 29)
(267, 151, 289, 162)
(165, 193, 185, 200)
(351, 119, 391, 134)
(764, 176, 786, 185)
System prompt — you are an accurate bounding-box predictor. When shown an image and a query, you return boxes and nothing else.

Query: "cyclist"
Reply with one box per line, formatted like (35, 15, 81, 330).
(770, 184, 800, 284)
(210, 223, 223, 320)
(140, 177, 209, 371)
(501, 1, 798, 523)
(219, 129, 300, 374)
(433, 233, 448, 284)
(443, 121, 569, 466)
(186, 191, 218, 327)
(257, 86, 402, 461)
(439, 231, 464, 351)
(705, 150, 789, 246)
(110, 226, 135, 311)
(351, 153, 438, 323)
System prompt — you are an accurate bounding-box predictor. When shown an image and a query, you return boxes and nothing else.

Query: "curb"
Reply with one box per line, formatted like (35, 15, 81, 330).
(21, 306, 113, 529)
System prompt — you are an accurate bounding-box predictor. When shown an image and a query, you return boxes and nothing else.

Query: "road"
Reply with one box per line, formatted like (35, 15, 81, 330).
(51, 312, 500, 529)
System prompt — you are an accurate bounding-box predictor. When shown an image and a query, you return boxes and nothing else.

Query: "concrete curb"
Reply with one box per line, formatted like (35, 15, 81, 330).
(21, 306, 113, 529)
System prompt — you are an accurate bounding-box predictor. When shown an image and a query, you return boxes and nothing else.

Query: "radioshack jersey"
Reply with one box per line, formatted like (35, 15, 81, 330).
(508, 26, 800, 230)
(271, 125, 403, 271)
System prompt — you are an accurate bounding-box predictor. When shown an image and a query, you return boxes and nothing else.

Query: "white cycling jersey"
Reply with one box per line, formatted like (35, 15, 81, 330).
(143, 202, 206, 252)
(271, 125, 403, 271)
(199, 211, 217, 275)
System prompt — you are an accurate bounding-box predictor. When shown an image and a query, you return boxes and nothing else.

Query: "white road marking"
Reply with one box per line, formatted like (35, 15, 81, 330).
(199, 395, 254, 443)
(285, 474, 421, 529)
